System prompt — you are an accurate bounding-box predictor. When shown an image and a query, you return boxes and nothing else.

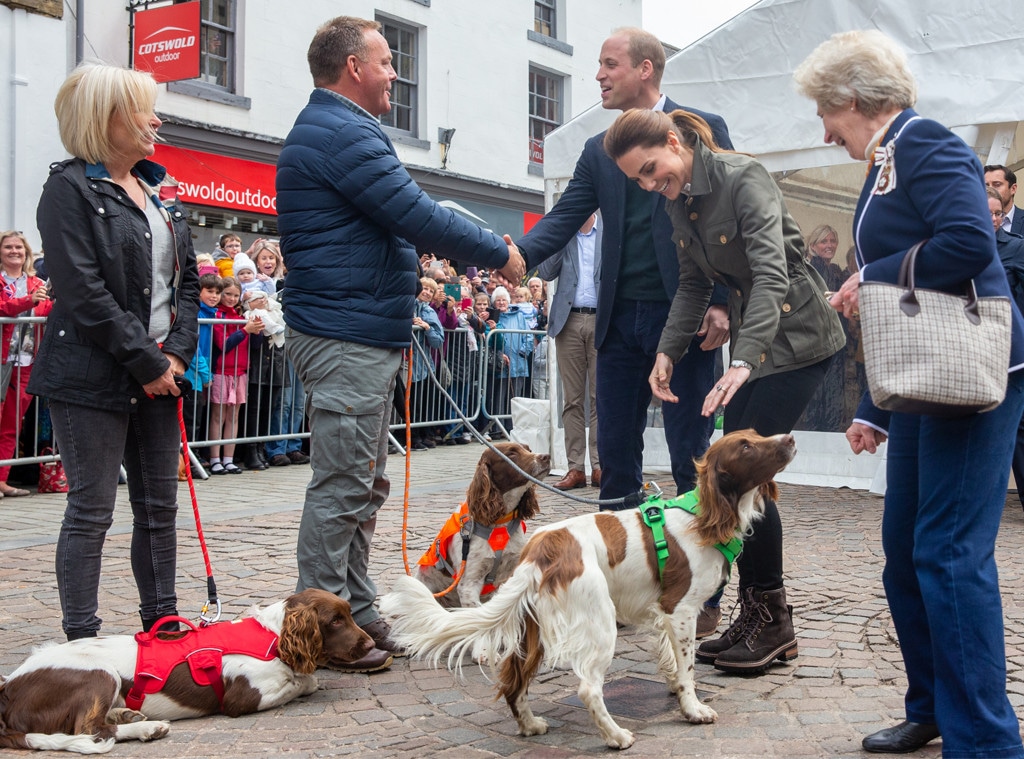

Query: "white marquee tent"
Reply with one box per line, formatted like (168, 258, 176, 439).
(524, 0, 1024, 490)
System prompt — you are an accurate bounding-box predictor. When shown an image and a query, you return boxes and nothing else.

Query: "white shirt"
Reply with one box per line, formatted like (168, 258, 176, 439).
(572, 219, 600, 309)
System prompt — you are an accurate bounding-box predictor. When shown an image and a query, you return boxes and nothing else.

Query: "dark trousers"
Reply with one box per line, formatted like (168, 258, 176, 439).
(596, 299, 717, 506)
(51, 398, 180, 637)
(881, 371, 1024, 756)
(723, 357, 831, 591)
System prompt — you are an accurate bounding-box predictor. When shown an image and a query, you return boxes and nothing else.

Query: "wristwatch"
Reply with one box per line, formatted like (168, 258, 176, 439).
(730, 359, 753, 371)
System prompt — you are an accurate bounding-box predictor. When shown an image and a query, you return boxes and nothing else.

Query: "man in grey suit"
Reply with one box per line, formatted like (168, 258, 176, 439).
(538, 213, 601, 490)
(985, 164, 1024, 236)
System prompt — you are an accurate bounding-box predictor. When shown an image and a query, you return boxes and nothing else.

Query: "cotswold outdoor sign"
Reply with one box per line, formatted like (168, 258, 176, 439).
(132, 1, 200, 84)
(152, 145, 277, 216)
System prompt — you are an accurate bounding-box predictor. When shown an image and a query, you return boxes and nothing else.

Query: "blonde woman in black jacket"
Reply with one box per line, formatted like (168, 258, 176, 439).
(33, 63, 199, 641)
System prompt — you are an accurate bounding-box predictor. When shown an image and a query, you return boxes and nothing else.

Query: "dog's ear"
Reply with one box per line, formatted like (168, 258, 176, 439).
(516, 485, 541, 520)
(694, 451, 741, 546)
(758, 480, 779, 505)
(467, 456, 506, 525)
(277, 600, 323, 675)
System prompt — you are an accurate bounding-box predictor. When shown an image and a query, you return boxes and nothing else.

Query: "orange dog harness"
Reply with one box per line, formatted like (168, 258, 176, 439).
(418, 501, 525, 595)
(126, 617, 279, 712)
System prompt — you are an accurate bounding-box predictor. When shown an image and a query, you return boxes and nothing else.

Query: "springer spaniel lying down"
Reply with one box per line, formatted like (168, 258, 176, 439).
(381, 430, 796, 749)
(417, 442, 550, 607)
(0, 589, 373, 754)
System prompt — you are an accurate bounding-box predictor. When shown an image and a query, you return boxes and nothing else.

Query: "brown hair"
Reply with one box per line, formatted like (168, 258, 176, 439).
(603, 108, 722, 162)
(611, 27, 666, 88)
(307, 16, 381, 88)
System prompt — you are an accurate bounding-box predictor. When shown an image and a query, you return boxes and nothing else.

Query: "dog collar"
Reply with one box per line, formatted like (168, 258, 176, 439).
(640, 489, 744, 584)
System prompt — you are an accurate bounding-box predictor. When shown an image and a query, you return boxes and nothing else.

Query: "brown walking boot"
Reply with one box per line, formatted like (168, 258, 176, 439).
(695, 604, 722, 639)
(695, 587, 754, 663)
(713, 586, 798, 674)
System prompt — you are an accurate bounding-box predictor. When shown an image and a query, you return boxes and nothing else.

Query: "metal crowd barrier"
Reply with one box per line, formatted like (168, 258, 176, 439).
(0, 316, 548, 472)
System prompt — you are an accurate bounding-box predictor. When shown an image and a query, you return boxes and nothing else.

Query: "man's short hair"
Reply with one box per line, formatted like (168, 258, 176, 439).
(612, 27, 666, 88)
(984, 164, 1017, 186)
(307, 16, 381, 88)
(199, 273, 223, 291)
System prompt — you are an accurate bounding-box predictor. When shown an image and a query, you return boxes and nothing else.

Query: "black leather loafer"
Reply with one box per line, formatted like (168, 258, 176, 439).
(862, 721, 940, 753)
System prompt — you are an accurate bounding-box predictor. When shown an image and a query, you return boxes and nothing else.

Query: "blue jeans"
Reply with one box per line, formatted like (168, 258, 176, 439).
(884, 371, 1024, 759)
(596, 299, 716, 505)
(286, 328, 400, 627)
(266, 361, 305, 457)
(51, 398, 181, 637)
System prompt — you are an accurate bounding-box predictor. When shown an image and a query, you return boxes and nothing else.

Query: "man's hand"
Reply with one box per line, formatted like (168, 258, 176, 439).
(698, 305, 730, 350)
(493, 235, 526, 288)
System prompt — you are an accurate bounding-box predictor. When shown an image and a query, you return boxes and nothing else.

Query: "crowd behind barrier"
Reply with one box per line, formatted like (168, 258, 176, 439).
(0, 316, 549, 471)
(0, 312, 862, 474)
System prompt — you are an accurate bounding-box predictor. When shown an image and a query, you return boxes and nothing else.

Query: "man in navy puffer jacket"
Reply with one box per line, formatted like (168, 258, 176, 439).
(276, 15, 525, 673)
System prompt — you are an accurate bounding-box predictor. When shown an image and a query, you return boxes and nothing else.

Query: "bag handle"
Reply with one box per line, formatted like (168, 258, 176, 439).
(896, 239, 981, 325)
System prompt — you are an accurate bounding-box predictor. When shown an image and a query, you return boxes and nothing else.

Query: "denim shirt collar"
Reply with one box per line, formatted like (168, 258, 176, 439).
(315, 87, 378, 122)
(84, 158, 168, 187)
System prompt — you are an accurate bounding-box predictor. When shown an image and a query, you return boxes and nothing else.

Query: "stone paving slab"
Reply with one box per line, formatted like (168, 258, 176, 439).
(1, 441, 1021, 756)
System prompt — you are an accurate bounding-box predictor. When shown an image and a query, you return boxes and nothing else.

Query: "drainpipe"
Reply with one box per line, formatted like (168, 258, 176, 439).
(76, 0, 85, 64)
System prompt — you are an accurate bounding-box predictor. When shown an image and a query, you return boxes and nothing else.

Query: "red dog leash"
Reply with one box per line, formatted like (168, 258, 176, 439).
(172, 378, 221, 625)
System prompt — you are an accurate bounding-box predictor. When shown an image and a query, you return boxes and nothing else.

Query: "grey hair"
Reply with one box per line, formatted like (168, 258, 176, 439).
(793, 30, 917, 118)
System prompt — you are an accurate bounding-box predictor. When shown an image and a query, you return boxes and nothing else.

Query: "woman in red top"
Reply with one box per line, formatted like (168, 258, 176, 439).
(0, 231, 53, 497)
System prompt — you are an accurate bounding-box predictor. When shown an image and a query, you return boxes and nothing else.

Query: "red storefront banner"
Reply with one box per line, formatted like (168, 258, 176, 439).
(133, 2, 201, 84)
(153, 144, 277, 215)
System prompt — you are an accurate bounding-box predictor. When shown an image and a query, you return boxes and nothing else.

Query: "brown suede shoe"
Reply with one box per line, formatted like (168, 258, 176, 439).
(361, 618, 407, 657)
(696, 604, 722, 639)
(590, 468, 601, 487)
(553, 469, 587, 490)
(321, 647, 393, 673)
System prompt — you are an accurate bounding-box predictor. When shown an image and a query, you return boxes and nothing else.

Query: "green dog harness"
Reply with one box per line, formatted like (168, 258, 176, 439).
(639, 488, 743, 584)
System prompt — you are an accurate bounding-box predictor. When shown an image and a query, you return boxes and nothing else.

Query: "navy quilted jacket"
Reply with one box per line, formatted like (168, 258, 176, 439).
(276, 89, 510, 348)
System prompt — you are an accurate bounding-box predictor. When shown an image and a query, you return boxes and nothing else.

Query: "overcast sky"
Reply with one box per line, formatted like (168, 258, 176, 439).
(642, 0, 759, 50)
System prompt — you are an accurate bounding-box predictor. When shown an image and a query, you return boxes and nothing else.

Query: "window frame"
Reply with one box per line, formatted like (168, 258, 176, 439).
(167, 0, 250, 109)
(528, 67, 564, 168)
(378, 17, 419, 138)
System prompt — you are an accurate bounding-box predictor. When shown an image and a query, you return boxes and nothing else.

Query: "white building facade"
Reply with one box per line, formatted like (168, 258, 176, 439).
(1, 0, 640, 252)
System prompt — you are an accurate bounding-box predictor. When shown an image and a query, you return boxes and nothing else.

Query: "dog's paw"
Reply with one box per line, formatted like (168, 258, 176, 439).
(604, 727, 635, 749)
(680, 699, 717, 724)
(518, 716, 549, 736)
(107, 707, 146, 724)
(115, 720, 171, 743)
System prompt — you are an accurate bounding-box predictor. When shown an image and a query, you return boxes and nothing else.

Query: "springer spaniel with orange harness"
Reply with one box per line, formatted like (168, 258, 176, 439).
(382, 430, 796, 749)
(416, 442, 550, 607)
(0, 589, 373, 753)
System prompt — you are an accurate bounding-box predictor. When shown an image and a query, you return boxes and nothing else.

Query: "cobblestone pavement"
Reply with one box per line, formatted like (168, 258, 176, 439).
(2, 440, 1023, 758)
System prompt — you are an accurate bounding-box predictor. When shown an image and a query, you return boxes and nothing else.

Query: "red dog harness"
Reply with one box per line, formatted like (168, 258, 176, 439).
(125, 617, 279, 712)
(418, 501, 525, 595)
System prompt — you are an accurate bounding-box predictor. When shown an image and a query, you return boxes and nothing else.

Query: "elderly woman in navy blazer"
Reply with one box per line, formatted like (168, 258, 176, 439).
(797, 30, 1024, 758)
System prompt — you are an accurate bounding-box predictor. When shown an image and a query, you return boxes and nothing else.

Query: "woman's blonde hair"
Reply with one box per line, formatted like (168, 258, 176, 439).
(54, 63, 159, 165)
(603, 108, 722, 163)
(806, 224, 839, 254)
(0, 231, 36, 276)
(250, 240, 284, 279)
(793, 30, 917, 118)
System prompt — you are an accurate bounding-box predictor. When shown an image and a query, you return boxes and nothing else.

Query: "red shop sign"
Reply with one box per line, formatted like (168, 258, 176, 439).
(153, 145, 277, 215)
(133, 2, 201, 84)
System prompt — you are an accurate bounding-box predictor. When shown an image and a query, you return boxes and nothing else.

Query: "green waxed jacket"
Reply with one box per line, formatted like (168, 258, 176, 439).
(656, 141, 845, 378)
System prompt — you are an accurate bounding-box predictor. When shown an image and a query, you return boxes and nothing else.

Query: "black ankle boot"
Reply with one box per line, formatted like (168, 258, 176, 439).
(66, 629, 98, 642)
(696, 587, 755, 663)
(713, 586, 798, 674)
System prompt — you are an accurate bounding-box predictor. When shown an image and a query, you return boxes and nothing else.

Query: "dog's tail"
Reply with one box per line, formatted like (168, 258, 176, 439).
(380, 570, 540, 675)
(0, 731, 115, 754)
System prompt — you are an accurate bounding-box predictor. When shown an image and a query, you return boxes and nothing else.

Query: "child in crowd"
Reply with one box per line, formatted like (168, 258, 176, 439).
(491, 286, 532, 433)
(208, 277, 263, 474)
(243, 290, 285, 347)
(512, 285, 539, 329)
(232, 252, 261, 297)
(409, 277, 445, 450)
(213, 233, 242, 277)
(195, 252, 220, 278)
(182, 273, 222, 467)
